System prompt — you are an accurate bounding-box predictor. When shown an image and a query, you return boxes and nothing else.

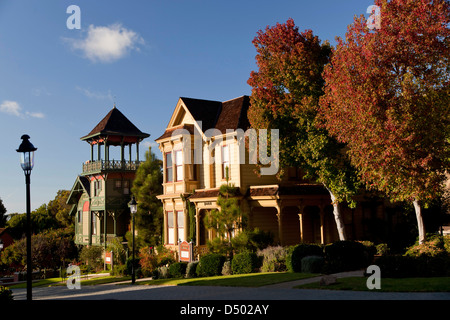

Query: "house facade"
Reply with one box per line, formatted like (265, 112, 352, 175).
(67, 106, 149, 247)
(155, 95, 391, 256)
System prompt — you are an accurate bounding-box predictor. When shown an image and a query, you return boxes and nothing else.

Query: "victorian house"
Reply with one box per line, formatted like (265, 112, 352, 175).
(67, 106, 149, 247)
(155, 95, 388, 256)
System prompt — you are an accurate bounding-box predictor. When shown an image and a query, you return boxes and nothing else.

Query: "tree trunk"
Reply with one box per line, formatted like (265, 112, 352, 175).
(413, 200, 426, 244)
(326, 187, 347, 241)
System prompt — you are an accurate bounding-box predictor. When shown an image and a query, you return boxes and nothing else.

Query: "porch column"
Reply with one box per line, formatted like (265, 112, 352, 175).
(195, 207, 201, 247)
(297, 203, 304, 243)
(275, 204, 283, 245)
(136, 141, 140, 162)
(129, 144, 132, 162)
(103, 211, 107, 248)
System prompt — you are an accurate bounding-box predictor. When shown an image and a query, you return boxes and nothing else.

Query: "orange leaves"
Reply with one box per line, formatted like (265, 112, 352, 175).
(320, 0, 450, 202)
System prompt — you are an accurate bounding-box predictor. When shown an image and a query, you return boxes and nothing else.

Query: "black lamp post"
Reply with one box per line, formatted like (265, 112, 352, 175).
(16, 134, 37, 301)
(128, 195, 137, 284)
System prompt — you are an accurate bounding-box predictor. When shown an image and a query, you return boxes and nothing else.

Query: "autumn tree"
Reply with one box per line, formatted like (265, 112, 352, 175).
(247, 18, 362, 240)
(320, 0, 450, 243)
(130, 147, 163, 247)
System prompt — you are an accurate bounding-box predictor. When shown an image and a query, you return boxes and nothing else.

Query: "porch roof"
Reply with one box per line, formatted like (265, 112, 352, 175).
(247, 184, 329, 197)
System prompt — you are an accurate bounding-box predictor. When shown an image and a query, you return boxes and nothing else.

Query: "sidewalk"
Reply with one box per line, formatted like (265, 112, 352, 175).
(262, 270, 366, 289)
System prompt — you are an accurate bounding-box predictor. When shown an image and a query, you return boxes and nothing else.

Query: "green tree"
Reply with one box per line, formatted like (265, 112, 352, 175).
(0, 197, 7, 228)
(130, 147, 163, 247)
(204, 174, 244, 256)
(47, 190, 72, 227)
(247, 18, 362, 240)
(6, 205, 58, 240)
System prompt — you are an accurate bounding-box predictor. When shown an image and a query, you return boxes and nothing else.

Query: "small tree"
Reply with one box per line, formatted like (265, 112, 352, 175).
(130, 147, 163, 247)
(204, 170, 243, 256)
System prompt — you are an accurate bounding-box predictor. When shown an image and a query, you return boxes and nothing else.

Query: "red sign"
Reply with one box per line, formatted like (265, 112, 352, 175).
(179, 241, 192, 262)
(105, 251, 113, 264)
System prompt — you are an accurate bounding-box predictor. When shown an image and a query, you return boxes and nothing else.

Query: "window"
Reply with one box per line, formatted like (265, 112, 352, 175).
(167, 211, 174, 244)
(94, 180, 102, 196)
(177, 211, 184, 242)
(77, 210, 82, 224)
(222, 145, 230, 180)
(165, 152, 173, 182)
(175, 150, 183, 181)
(115, 180, 122, 188)
(91, 212, 97, 235)
(123, 180, 129, 195)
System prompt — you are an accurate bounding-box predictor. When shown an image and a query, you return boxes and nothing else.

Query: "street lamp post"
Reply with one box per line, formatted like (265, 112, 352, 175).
(128, 195, 137, 284)
(16, 134, 37, 302)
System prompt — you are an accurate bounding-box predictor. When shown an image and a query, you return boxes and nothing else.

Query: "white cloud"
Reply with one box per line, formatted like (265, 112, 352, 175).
(0, 100, 45, 119)
(66, 24, 144, 63)
(25, 111, 45, 119)
(0, 100, 22, 117)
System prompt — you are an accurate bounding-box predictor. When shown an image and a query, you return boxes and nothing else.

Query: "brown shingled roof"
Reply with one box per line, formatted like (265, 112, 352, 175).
(155, 124, 195, 141)
(178, 95, 250, 135)
(81, 107, 150, 142)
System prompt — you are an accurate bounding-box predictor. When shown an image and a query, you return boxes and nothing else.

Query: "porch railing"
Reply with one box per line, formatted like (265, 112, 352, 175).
(82, 160, 141, 174)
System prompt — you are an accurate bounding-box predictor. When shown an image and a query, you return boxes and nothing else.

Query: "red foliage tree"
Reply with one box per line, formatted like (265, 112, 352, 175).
(248, 19, 362, 240)
(320, 0, 450, 243)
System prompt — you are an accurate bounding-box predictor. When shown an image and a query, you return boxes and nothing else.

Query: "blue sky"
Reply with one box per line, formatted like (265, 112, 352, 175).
(0, 0, 374, 214)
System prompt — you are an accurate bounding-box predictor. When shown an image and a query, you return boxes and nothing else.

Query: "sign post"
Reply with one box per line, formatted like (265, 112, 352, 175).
(105, 251, 113, 272)
(179, 241, 193, 263)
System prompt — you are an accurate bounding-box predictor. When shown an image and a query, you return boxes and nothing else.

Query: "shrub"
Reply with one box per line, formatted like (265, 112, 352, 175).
(168, 262, 188, 278)
(79, 245, 104, 272)
(196, 254, 226, 277)
(0, 286, 13, 302)
(375, 243, 390, 256)
(376, 255, 417, 278)
(126, 257, 141, 278)
(186, 261, 199, 278)
(287, 243, 323, 273)
(157, 266, 169, 279)
(301, 255, 325, 274)
(405, 235, 447, 258)
(257, 246, 288, 272)
(231, 228, 273, 253)
(232, 252, 258, 274)
(222, 260, 232, 276)
(111, 264, 127, 276)
(324, 241, 367, 273)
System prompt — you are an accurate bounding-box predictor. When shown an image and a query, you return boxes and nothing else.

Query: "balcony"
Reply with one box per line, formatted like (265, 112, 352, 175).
(82, 160, 141, 175)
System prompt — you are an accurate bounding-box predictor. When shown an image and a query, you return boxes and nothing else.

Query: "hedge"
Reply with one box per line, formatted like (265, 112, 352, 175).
(324, 240, 368, 273)
(287, 243, 323, 272)
(196, 254, 226, 277)
(231, 252, 258, 274)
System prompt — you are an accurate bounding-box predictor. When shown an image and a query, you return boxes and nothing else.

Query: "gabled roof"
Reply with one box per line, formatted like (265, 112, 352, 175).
(156, 95, 250, 141)
(81, 106, 150, 142)
(67, 176, 90, 205)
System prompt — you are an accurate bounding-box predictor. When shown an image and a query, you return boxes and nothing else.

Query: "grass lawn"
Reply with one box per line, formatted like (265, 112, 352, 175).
(295, 276, 450, 292)
(6, 275, 131, 288)
(139, 272, 319, 287)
